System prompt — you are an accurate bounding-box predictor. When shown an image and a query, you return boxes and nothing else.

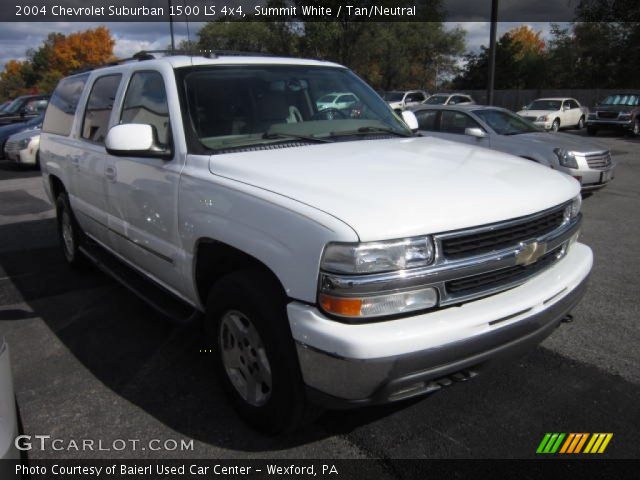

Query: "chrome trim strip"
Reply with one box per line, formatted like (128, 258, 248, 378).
(320, 215, 581, 299)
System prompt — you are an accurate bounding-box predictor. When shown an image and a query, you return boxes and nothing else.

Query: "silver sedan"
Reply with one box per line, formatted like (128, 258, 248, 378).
(410, 105, 615, 192)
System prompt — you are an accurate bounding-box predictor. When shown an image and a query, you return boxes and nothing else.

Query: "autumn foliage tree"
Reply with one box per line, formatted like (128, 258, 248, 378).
(0, 26, 115, 101)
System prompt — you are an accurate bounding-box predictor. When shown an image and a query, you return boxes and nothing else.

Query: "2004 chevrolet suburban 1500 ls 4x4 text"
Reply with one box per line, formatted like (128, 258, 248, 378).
(39, 54, 592, 433)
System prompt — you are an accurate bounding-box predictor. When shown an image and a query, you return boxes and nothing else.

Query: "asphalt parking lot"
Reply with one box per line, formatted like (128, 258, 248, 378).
(0, 130, 639, 462)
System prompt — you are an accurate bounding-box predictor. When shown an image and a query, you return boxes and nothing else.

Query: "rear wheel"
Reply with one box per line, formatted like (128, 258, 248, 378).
(551, 118, 560, 132)
(55, 192, 86, 268)
(633, 118, 640, 136)
(577, 116, 585, 129)
(205, 270, 318, 434)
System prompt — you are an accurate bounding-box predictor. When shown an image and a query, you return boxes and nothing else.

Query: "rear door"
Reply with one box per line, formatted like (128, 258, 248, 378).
(104, 68, 186, 294)
(72, 74, 123, 245)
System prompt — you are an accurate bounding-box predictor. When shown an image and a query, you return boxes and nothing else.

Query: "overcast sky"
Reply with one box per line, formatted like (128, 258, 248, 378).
(0, 21, 558, 71)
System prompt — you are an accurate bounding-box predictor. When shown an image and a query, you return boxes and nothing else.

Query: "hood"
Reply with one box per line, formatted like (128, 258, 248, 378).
(518, 132, 608, 154)
(208, 137, 579, 241)
(518, 109, 557, 117)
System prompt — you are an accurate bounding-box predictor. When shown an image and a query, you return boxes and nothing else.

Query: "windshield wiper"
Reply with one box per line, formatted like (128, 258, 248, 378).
(262, 132, 334, 143)
(329, 126, 413, 138)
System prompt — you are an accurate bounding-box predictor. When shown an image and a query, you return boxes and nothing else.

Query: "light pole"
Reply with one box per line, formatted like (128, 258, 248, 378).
(486, 0, 499, 105)
(168, 0, 175, 52)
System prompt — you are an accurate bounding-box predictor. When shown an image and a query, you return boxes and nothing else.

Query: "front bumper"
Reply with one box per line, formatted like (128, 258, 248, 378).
(558, 163, 615, 191)
(586, 119, 633, 130)
(289, 243, 592, 407)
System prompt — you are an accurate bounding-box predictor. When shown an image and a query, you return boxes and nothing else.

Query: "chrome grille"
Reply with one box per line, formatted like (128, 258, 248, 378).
(522, 116, 537, 122)
(584, 152, 612, 170)
(3, 140, 20, 156)
(597, 111, 618, 119)
(439, 208, 565, 260)
(446, 246, 563, 296)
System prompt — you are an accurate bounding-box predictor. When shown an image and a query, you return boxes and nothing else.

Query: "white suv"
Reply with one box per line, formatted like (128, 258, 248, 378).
(40, 54, 592, 433)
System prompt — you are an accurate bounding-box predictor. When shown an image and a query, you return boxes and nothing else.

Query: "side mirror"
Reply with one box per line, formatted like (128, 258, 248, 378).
(465, 127, 487, 138)
(522, 105, 528, 110)
(401, 110, 419, 132)
(563, 105, 570, 111)
(105, 124, 171, 159)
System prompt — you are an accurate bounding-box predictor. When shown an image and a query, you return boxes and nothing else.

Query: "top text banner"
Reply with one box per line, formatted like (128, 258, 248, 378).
(4, 0, 636, 22)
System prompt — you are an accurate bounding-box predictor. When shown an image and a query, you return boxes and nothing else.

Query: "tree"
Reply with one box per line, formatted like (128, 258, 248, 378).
(0, 26, 115, 101)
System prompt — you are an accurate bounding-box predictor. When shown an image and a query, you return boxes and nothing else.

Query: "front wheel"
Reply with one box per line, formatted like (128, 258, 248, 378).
(205, 270, 318, 434)
(633, 118, 640, 136)
(577, 116, 585, 129)
(551, 118, 560, 132)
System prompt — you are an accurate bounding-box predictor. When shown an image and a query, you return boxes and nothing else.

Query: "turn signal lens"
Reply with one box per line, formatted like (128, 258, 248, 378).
(319, 287, 438, 319)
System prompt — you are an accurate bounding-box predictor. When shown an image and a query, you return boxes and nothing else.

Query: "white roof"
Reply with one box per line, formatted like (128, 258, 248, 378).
(534, 97, 575, 101)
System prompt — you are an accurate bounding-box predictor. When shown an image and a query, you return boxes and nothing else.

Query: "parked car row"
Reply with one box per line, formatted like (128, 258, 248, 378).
(0, 94, 48, 168)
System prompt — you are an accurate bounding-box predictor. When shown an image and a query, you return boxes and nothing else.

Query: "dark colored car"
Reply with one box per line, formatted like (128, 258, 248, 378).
(0, 94, 49, 126)
(0, 113, 43, 159)
(586, 92, 640, 136)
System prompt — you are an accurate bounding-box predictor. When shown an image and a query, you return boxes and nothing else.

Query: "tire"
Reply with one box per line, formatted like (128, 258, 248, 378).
(586, 126, 598, 136)
(55, 192, 87, 268)
(633, 118, 640, 136)
(551, 118, 560, 132)
(577, 116, 585, 129)
(205, 269, 318, 434)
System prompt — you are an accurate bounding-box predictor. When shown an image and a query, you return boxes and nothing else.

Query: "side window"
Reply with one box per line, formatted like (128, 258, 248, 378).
(42, 74, 89, 136)
(407, 92, 425, 103)
(82, 74, 122, 144)
(569, 100, 579, 109)
(441, 111, 481, 134)
(120, 71, 170, 146)
(415, 110, 438, 131)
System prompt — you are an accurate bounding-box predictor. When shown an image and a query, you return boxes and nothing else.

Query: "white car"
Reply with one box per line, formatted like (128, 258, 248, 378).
(518, 98, 587, 132)
(424, 93, 475, 106)
(40, 54, 592, 433)
(383, 90, 429, 110)
(4, 129, 41, 167)
(316, 92, 360, 112)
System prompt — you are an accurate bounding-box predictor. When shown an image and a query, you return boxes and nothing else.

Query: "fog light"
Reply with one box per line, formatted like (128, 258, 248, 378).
(320, 287, 438, 319)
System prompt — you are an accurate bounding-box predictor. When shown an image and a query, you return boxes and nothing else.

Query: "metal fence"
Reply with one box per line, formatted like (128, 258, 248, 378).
(443, 89, 639, 111)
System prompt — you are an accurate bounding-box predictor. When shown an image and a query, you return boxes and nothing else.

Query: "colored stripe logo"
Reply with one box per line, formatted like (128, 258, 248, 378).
(536, 433, 613, 454)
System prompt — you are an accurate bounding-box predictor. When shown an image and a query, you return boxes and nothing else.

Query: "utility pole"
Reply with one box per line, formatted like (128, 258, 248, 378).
(168, 0, 176, 52)
(486, 0, 499, 105)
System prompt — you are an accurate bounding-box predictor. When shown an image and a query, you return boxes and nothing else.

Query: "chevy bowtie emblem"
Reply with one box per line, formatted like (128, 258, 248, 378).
(515, 241, 547, 266)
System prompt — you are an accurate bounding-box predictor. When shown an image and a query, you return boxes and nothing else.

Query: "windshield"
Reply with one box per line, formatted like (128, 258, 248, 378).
(182, 65, 410, 152)
(424, 95, 449, 105)
(527, 100, 562, 111)
(382, 92, 404, 102)
(3, 97, 24, 114)
(474, 109, 542, 135)
(600, 94, 640, 106)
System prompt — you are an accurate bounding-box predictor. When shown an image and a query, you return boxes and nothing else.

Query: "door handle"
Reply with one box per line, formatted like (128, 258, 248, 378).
(105, 166, 117, 181)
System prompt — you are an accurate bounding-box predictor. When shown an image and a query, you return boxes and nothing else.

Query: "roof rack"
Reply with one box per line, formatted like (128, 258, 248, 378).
(107, 49, 278, 65)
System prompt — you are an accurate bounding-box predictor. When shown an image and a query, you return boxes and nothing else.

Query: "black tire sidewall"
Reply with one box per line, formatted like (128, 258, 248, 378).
(205, 271, 306, 434)
(55, 193, 83, 266)
(552, 119, 560, 131)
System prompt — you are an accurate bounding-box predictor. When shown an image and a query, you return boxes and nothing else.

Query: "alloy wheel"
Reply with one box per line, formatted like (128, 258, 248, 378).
(219, 310, 272, 406)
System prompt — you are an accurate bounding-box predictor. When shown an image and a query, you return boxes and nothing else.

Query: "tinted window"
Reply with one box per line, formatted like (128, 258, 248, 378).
(474, 109, 540, 135)
(81, 74, 121, 144)
(440, 111, 481, 134)
(567, 99, 579, 108)
(415, 110, 438, 131)
(528, 100, 562, 110)
(121, 71, 170, 146)
(425, 95, 448, 105)
(43, 74, 89, 136)
(407, 92, 425, 102)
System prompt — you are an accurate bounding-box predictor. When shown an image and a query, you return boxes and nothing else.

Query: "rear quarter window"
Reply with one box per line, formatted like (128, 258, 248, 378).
(42, 74, 89, 136)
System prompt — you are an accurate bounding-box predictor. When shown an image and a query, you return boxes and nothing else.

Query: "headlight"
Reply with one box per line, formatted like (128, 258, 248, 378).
(321, 236, 434, 274)
(554, 148, 579, 168)
(536, 115, 548, 122)
(17, 138, 31, 149)
(563, 195, 582, 223)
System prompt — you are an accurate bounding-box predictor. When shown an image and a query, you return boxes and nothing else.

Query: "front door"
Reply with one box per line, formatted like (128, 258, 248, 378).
(104, 69, 185, 295)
